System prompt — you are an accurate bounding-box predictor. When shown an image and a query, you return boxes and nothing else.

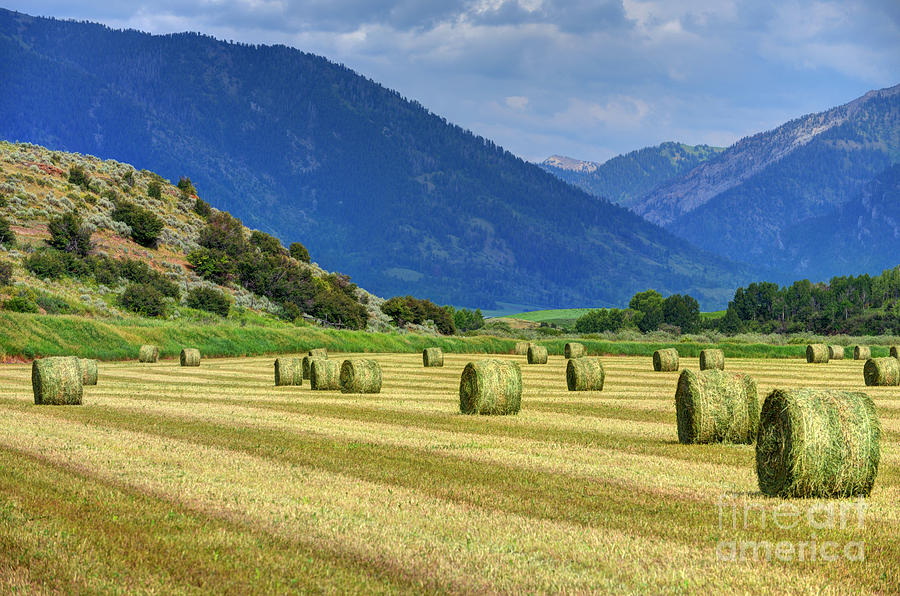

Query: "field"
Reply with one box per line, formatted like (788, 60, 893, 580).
(0, 352, 898, 593)
(504, 308, 727, 327)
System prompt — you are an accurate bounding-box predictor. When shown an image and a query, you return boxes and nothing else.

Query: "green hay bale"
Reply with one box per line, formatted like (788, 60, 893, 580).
(805, 344, 829, 363)
(863, 357, 900, 386)
(566, 358, 604, 391)
(79, 358, 98, 386)
(138, 344, 159, 363)
(340, 359, 382, 394)
(513, 341, 529, 355)
(828, 345, 845, 360)
(301, 355, 321, 380)
(32, 356, 83, 405)
(675, 369, 758, 444)
(459, 359, 522, 415)
(310, 359, 342, 390)
(527, 344, 548, 364)
(653, 348, 679, 372)
(853, 345, 870, 360)
(308, 348, 328, 359)
(564, 342, 586, 359)
(423, 347, 444, 367)
(180, 348, 201, 367)
(699, 349, 724, 371)
(890, 346, 899, 359)
(274, 357, 302, 386)
(756, 389, 881, 498)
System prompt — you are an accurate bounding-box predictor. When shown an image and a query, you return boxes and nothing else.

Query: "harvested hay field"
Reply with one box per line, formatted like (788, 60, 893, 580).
(0, 352, 897, 593)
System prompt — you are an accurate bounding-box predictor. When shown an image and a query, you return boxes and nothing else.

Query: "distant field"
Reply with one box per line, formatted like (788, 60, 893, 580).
(0, 352, 896, 592)
(506, 307, 727, 326)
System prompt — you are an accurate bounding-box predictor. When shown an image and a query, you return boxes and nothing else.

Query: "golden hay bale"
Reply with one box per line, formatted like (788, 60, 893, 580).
(310, 359, 342, 390)
(863, 357, 900, 386)
(340, 359, 382, 394)
(566, 358, 604, 391)
(527, 344, 548, 364)
(828, 345, 845, 360)
(675, 369, 758, 444)
(423, 347, 444, 367)
(79, 358, 98, 386)
(32, 356, 83, 405)
(274, 357, 302, 386)
(805, 344, 829, 363)
(180, 348, 201, 367)
(653, 348, 679, 371)
(513, 341, 529, 355)
(138, 344, 159, 363)
(853, 345, 871, 360)
(756, 389, 881, 498)
(564, 342, 586, 359)
(699, 349, 724, 371)
(459, 359, 522, 415)
(308, 348, 328, 359)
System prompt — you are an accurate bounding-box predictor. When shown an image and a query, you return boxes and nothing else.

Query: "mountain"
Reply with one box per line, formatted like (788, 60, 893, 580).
(0, 8, 755, 309)
(630, 85, 900, 270)
(539, 142, 724, 208)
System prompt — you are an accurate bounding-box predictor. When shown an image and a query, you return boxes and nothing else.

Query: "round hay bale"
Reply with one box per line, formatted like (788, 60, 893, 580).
(699, 349, 724, 371)
(527, 344, 548, 364)
(890, 346, 900, 359)
(274, 357, 302, 386)
(675, 369, 758, 444)
(853, 345, 871, 360)
(340, 359, 382, 394)
(32, 356, 83, 405)
(828, 345, 845, 360)
(564, 342, 586, 359)
(180, 348, 201, 367)
(310, 359, 342, 390)
(138, 344, 159, 363)
(566, 358, 604, 391)
(756, 389, 881, 498)
(79, 358, 98, 386)
(653, 348, 679, 372)
(513, 341, 529, 356)
(308, 348, 328, 359)
(459, 359, 522, 415)
(863, 357, 900, 386)
(301, 355, 318, 380)
(423, 347, 444, 367)
(805, 344, 829, 363)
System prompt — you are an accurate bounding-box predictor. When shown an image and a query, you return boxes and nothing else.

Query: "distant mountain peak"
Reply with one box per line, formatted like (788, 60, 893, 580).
(541, 155, 599, 173)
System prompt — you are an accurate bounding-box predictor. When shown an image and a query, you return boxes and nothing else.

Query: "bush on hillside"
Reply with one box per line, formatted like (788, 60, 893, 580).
(25, 249, 91, 279)
(111, 199, 165, 247)
(147, 180, 162, 200)
(120, 283, 166, 317)
(193, 196, 212, 218)
(68, 165, 91, 188)
(249, 230, 286, 256)
(0, 215, 15, 247)
(186, 286, 231, 317)
(0, 261, 12, 286)
(289, 241, 310, 263)
(381, 295, 455, 334)
(47, 211, 92, 256)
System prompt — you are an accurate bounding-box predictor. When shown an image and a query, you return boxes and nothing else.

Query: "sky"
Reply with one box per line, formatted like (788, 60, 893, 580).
(6, 1, 899, 163)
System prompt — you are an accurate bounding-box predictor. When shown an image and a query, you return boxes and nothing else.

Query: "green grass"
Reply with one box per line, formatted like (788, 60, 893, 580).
(700, 310, 726, 320)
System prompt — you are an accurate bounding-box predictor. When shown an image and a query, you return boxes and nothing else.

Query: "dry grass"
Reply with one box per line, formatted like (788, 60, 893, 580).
(0, 352, 897, 594)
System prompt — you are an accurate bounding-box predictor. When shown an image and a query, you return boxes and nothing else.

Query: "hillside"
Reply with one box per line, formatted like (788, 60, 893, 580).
(630, 84, 900, 272)
(539, 142, 723, 208)
(0, 8, 755, 310)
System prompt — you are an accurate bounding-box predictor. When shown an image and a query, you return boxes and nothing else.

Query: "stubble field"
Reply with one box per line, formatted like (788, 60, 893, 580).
(0, 352, 897, 594)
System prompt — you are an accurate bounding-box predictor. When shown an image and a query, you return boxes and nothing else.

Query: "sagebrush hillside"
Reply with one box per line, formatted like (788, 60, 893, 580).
(0, 141, 389, 330)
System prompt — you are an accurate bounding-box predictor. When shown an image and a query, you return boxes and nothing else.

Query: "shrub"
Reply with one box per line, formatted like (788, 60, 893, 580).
(381, 295, 455, 334)
(120, 283, 166, 317)
(575, 308, 629, 333)
(177, 177, 196, 197)
(199, 212, 247, 257)
(629, 290, 664, 332)
(47, 211, 91, 256)
(35, 293, 73, 315)
(451, 307, 484, 332)
(119, 259, 179, 299)
(289, 241, 310, 263)
(188, 247, 235, 284)
(186, 287, 231, 317)
(193, 196, 212, 218)
(24, 249, 90, 279)
(68, 165, 91, 188)
(0, 261, 12, 286)
(250, 230, 286, 256)
(90, 255, 122, 286)
(147, 180, 162, 200)
(4, 293, 38, 313)
(0, 215, 15, 247)
(111, 199, 165, 247)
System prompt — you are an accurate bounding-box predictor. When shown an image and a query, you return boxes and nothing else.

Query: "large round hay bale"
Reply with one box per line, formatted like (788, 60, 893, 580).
(138, 344, 159, 363)
(863, 357, 900, 386)
(180, 348, 201, 367)
(699, 349, 724, 371)
(564, 342, 586, 359)
(32, 356, 83, 405)
(301, 355, 322, 380)
(566, 358, 604, 391)
(527, 344, 548, 364)
(459, 359, 522, 415)
(675, 369, 758, 444)
(340, 359, 382, 394)
(79, 358, 98, 386)
(513, 341, 529, 355)
(756, 389, 881, 498)
(890, 346, 900, 359)
(805, 344, 829, 363)
(653, 348, 679, 372)
(308, 348, 328, 359)
(828, 345, 845, 360)
(853, 345, 871, 360)
(274, 357, 302, 386)
(310, 359, 342, 390)
(423, 347, 444, 367)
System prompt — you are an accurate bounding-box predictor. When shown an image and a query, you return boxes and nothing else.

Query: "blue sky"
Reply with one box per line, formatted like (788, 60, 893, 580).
(7, 1, 898, 163)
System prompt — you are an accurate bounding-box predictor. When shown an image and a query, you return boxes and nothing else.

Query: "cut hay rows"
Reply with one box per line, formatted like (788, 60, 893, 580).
(698, 349, 724, 371)
(854, 345, 871, 360)
(806, 343, 829, 363)
(564, 342, 586, 359)
(423, 347, 444, 367)
(652, 348, 678, 371)
(0, 352, 897, 593)
(274, 357, 303, 386)
(565, 358, 604, 391)
(527, 344, 548, 364)
(310, 359, 342, 390)
(675, 369, 758, 444)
